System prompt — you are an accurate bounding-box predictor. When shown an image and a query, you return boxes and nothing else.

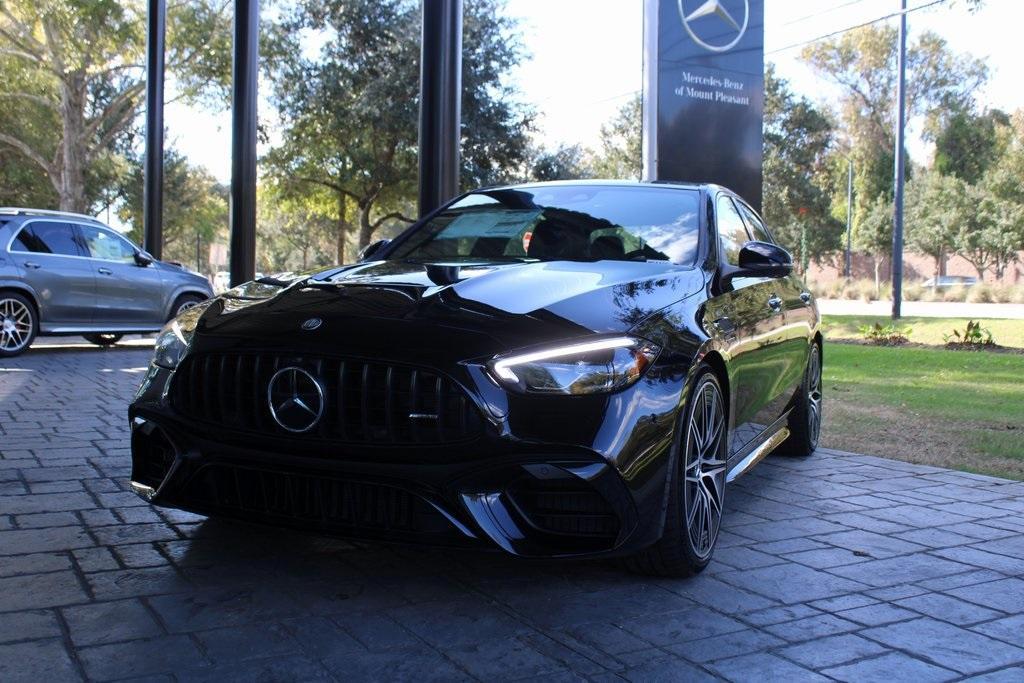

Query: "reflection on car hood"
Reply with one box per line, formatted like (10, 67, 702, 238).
(196, 259, 705, 353)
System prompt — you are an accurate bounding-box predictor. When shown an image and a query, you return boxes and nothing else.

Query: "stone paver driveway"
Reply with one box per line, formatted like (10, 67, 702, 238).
(2, 345, 1024, 682)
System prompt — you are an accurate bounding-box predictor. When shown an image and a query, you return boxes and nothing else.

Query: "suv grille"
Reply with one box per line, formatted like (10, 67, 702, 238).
(172, 352, 483, 444)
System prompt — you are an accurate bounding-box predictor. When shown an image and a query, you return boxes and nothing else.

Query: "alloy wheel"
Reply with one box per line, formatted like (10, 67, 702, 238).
(0, 297, 32, 353)
(683, 377, 727, 560)
(807, 346, 823, 448)
(175, 300, 199, 317)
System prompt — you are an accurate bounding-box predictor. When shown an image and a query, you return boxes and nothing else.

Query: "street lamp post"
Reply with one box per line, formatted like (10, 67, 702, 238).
(845, 156, 853, 279)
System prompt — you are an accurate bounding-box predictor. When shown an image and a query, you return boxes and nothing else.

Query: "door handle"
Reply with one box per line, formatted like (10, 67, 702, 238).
(97, 267, 113, 275)
(767, 295, 783, 311)
(800, 291, 812, 304)
(23, 261, 41, 269)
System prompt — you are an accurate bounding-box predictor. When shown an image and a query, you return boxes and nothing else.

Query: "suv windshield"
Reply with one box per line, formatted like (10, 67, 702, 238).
(389, 185, 701, 265)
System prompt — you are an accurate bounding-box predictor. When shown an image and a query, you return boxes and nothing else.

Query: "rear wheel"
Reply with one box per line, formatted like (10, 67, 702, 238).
(83, 333, 124, 346)
(780, 343, 822, 457)
(0, 292, 37, 358)
(625, 365, 727, 577)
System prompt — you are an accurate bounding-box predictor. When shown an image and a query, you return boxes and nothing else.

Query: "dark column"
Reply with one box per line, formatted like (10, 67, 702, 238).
(143, 0, 165, 260)
(229, 0, 259, 286)
(417, 0, 463, 218)
(891, 0, 907, 319)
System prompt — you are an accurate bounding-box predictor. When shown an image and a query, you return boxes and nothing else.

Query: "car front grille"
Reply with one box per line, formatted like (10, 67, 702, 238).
(171, 351, 483, 444)
(182, 463, 452, 534)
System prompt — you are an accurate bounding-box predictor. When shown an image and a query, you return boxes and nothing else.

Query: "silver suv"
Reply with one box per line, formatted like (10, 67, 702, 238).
(0, 208, 213, 357)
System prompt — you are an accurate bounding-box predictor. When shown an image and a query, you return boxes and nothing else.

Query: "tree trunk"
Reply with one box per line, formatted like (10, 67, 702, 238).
(358, 202, 374, 250)
(58, 73, 88, 212)
(873, 257, 881, 297)
(336, 192, 348, 264)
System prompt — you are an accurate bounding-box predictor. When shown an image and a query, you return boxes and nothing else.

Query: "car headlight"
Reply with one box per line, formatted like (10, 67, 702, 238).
(152, 300, 211, 369)
(488, 336, 660, 395)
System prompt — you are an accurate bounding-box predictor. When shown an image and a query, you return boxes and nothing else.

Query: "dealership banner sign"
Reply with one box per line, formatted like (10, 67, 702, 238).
(643, 0, 765, 209)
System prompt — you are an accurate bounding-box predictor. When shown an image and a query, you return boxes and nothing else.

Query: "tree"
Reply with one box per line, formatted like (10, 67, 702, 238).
(590, 94, 641, 180)
(0, 0, 231, 212)
(762, 65, 842, 267)
(856, 193, 893, 293)
(117, 149, 227, 273)
(265, 0, 532, 259)
(802, 25, 987, 238)
(905, 172, 970, 280)
(934, 108, 1009, 183)
(956, 188, 1024, 280)
(529, 143, 591, 181)
(257, 182, 336, 273)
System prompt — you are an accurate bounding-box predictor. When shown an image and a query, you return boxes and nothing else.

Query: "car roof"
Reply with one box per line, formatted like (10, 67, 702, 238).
(479, 179, 713, 193)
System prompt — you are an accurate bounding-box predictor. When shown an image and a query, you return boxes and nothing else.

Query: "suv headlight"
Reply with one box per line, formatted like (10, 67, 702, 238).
(152, 300, 211, 369)
(488, 336, 660, 395)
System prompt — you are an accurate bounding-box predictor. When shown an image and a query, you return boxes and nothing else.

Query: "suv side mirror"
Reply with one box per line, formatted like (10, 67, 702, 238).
(732, 241, 792, 278)
(358, 239, 391, 262)
(134, 251, 153, 267)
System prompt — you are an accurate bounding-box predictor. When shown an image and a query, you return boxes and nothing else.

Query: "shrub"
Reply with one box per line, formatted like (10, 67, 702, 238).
(967, 283, 994, 304)
(943, 286, 969, 302)
(943, 320, 995, 347)
(860, 322, 912, 345)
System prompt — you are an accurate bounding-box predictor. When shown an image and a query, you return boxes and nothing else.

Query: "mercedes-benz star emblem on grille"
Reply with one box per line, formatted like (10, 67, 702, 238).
(267, 367, 325, 433)
(301, 317, 323, 331)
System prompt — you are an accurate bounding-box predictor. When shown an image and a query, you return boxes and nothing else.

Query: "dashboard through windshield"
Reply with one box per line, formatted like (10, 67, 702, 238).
(389, 185, 702, 266)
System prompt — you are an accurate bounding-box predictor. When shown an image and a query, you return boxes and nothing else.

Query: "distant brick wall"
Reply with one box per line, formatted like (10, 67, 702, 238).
(808, 251, 1024, 285)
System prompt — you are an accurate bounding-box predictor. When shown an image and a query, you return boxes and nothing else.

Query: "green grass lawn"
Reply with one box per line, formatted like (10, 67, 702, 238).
(821, 342, 1024, 479)
(822, 315, 1024, 349)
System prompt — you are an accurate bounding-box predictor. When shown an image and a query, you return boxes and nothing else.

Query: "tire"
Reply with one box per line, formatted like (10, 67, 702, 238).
(83, 333, 124, 346)
(0, 291, 38, 358)
(169, 294, 205, 321)
(624, 365, 728, 577)
(779, 342, 823, 457)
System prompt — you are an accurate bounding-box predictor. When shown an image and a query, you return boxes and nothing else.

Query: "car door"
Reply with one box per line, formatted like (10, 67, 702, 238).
(735, 200, 812, 421)
(77, 223, 167, 326)
(707, 194, 790, 456)
(8, 220, 96, 325)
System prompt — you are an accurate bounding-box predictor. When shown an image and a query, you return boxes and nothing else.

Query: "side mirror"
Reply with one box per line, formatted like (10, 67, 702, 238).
(358, 239, 391, 262)
(134, 251, 153, 267)
(732, 241, 792, 278)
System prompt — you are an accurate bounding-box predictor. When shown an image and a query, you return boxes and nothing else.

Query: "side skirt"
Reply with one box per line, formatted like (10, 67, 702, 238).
(725, 414, 790, 483)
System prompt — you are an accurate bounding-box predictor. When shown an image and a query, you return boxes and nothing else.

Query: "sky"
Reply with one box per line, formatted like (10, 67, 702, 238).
(166, 0, 1024, 183)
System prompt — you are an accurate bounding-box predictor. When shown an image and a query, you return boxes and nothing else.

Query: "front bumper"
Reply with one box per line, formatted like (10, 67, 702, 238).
(129, 356, 685, 559)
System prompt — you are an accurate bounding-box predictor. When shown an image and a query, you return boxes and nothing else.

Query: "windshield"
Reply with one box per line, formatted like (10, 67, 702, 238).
(389, 185, 702, 265)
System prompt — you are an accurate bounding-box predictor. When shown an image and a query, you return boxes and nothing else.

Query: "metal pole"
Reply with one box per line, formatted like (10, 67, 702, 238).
(229, 0, 259, 286)
(891, 0, 907, 319)
(143, 0, 165, 260)
(845, 157, 853, 279)
(417, 0, 463, 218)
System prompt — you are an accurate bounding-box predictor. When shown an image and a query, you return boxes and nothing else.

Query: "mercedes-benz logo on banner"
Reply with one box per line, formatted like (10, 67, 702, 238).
(678, 0, 749, 53)
(267, 367, 325, 433)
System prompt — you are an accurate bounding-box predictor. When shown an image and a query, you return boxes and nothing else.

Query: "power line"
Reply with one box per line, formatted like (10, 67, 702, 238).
(779, 0, 872, 28)
(766, 0, 951, 55)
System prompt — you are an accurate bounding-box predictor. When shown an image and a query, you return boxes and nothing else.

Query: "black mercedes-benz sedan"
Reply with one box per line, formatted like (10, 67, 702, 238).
(129, 181, 822, 576)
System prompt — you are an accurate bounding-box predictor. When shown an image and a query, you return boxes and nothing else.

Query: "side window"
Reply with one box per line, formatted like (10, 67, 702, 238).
(736, 202, 773, 244)
(715, 196, 751, 266)
(11, 221, 82, 256)
(78, 225, 137, 263)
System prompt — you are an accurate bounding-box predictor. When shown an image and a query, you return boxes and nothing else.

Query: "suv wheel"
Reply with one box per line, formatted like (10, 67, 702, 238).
(171, 294, 204, 320)
(0, 292, 37, 358)
(83, 333, 124, 346)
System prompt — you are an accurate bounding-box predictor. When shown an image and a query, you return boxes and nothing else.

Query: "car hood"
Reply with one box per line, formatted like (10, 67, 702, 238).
(192, 259, 705, 357)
